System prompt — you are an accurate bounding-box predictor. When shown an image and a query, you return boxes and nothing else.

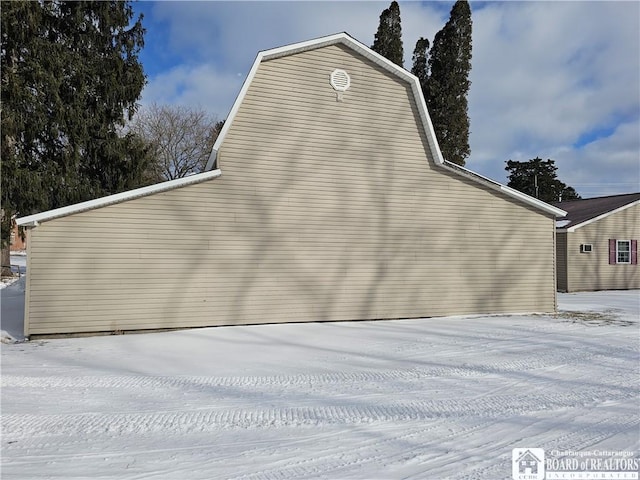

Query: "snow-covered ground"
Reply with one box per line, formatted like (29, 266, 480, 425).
(0, 254, 26, 290)
(1, 289, 638, 479)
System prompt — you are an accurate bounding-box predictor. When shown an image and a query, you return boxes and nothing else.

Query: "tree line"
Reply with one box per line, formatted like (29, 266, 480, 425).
(370, 1, 579, 201)
(1, 1, 579, 271)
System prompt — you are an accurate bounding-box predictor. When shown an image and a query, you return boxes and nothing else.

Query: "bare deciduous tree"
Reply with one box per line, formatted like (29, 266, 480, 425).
(129, 104, 223, 182)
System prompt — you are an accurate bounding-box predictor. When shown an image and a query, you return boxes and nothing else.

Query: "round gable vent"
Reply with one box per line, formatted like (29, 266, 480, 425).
(330, 69, 351, 92)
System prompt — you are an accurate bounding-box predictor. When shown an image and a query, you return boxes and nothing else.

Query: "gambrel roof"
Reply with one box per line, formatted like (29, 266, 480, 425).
(206, 32, 565, 218)
(553, 192, 640, 232)
(18, 32, 565, 228)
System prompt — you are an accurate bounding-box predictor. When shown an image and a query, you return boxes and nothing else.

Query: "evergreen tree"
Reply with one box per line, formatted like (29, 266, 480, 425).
(426, 0, 472, 166)
(506, 158, 581, 203)
(371, 1, 404, 67)
(1, 1, 149, 262)
(411, 37, 430, 99)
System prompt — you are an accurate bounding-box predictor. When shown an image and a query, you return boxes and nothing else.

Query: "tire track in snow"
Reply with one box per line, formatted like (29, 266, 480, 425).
(3, 385, 636, 440)
(544, 414, 640, 453)
(2, 429, 346, 477)
(1, 347, 623, 391)
(456, 414, 640, 480)
(231, 419, 498, 480)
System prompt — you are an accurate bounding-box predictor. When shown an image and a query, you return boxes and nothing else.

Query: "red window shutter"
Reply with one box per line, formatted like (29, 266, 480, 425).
(609, 239, 617, 265)
(632, 240, 638, 265)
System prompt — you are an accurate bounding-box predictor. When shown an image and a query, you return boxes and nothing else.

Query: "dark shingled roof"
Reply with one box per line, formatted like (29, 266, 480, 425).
(552, 193, 640, 229)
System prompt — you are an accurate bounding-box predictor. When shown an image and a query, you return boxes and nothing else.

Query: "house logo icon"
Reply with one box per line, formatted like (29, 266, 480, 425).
(512, 448, 545, 480)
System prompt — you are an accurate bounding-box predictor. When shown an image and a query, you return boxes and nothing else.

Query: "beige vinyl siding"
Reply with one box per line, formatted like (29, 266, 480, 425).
(564, 204, 639, 292)
(25, 44, 557, 336)
(556, 232, 568, 292)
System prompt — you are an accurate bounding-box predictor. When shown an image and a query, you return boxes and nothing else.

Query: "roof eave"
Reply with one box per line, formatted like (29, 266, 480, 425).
(17, 169, 222, 227)
(563, 199, 640, 232)
(440, 161, 567, 217)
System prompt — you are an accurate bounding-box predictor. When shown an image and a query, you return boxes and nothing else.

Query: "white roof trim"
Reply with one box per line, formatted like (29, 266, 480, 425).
(17, 169, 222, 227)
(204, 32, 564, 218)
(560, 199, 640, 232)
(440, 161, 567, 217)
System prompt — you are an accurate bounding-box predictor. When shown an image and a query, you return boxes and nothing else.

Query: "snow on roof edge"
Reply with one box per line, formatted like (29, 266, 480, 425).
(16, 169, 222, 227)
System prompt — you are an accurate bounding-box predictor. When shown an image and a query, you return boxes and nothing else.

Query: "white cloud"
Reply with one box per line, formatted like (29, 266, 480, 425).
(141, 2, 448, 118)
(138, 1, 640, 198)
(150, 2, 387, 70)
(553, 119, 640, 198)
(142, 64, 241, 119)
(467, 0, 640, 194)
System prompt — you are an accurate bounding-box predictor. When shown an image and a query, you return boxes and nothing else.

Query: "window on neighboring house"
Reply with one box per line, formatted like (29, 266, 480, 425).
(617, 240, 630, 264)
(609, 239, 638, 265)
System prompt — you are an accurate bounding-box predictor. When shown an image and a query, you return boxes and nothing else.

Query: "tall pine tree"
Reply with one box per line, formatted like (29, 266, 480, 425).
(426, 0, 472, 166)
(371, 1, 404, 67)
(1, 1, 150, 266)
(411, 37, 430, 100)
(506, 158, 581, 203)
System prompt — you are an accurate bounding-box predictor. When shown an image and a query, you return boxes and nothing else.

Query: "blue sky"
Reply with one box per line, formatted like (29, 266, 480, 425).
(131, 1, 640, 198)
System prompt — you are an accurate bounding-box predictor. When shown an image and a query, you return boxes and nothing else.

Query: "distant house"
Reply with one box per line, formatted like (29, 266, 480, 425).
(17, 33, 565, 337)
(553, 193, 639, 292)
(9, 218, 27, 252)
